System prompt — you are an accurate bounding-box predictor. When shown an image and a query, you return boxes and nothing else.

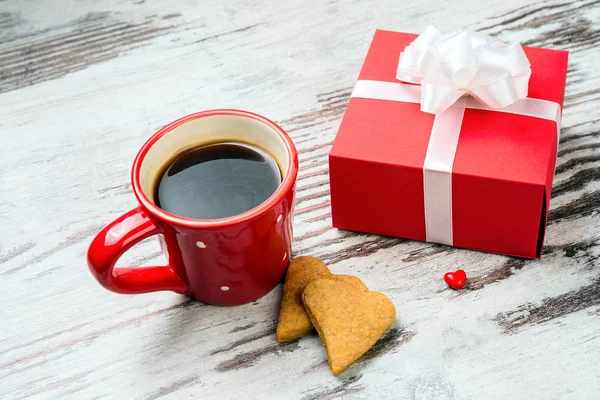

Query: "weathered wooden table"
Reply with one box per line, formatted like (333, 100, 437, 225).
(1, 0, 599, 398)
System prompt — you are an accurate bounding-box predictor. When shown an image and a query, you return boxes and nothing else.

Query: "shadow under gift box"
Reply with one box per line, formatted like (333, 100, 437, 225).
(329, 29, 568, 259)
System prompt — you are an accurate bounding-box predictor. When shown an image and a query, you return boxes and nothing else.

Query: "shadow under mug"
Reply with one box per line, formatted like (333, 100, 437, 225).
(87, 110, 298, 306)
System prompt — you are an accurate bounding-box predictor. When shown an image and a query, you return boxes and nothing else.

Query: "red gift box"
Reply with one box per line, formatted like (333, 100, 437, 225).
(329, 29, 568, 258)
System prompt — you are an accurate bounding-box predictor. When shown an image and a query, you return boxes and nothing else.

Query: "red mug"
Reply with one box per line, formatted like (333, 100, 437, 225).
(87, 110, 298, 306)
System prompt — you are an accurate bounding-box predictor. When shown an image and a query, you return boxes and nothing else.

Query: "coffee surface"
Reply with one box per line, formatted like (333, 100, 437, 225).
(154, 142, 282, 220)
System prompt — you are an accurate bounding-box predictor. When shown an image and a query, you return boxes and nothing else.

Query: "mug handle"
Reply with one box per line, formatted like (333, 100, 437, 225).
(87, 207, 188, 294)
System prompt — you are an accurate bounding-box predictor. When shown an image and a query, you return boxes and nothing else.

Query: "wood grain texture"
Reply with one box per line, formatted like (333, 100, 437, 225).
(1, 0, 599, 398)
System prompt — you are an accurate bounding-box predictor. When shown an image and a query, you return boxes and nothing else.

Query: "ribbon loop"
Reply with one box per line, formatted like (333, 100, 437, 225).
(397, 26, 531, 114)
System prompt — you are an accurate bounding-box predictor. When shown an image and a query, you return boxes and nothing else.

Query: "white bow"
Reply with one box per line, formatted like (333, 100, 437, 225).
(397, 26, 531, 114)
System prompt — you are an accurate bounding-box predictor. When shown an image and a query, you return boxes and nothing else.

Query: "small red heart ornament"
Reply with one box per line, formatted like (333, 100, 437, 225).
(444, 269, 467, 290)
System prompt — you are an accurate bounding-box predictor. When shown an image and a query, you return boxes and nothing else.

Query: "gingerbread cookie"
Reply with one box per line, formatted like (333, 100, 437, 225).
(302, 279, 396, 375)
(276, 256, 367, 342)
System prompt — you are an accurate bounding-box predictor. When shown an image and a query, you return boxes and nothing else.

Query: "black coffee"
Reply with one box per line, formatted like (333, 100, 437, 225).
(154, 142, 282, 220)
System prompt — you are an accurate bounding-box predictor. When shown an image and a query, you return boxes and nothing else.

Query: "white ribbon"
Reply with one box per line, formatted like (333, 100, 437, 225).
(351, 28, 561, 246)
(397, 25, 532, 114)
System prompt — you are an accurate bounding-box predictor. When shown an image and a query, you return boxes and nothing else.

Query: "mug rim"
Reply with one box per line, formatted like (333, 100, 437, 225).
(131, 109, 298, 229)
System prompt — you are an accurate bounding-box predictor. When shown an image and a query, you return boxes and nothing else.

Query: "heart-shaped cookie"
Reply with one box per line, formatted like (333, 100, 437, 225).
(302, 279, 396, 375)
(276, 256, 367, 342)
